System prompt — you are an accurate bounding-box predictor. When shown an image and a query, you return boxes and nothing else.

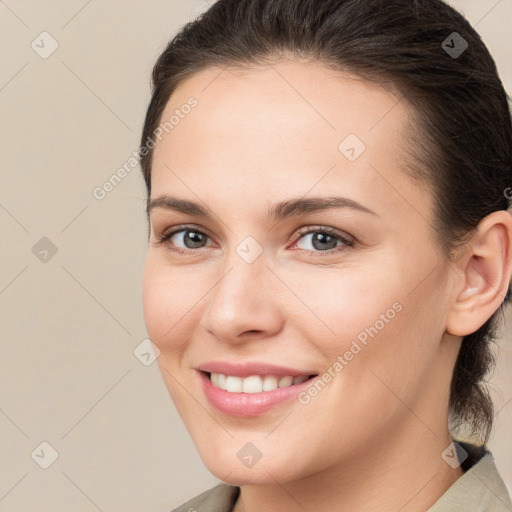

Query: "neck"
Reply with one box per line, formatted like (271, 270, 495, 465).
(233, 422, 464, 512)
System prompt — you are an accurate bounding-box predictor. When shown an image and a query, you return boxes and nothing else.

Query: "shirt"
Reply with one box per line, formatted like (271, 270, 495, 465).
(170, 440, 512, 511)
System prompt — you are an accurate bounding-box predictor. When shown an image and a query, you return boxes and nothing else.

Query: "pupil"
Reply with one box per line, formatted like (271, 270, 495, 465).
(185, 231, 205, 248)
(313, 233, 336, 251)
(182, 231, 338, 250)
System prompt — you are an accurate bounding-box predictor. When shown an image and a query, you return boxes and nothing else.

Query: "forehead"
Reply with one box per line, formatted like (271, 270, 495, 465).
(157, 59, 408, 150)
(150, 59, 431, 224)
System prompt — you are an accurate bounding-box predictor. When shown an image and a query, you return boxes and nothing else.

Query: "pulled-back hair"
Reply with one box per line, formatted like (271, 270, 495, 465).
(139, 0, 512, 444)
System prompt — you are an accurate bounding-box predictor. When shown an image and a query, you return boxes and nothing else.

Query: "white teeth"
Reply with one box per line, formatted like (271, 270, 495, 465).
(225, 375, 243, 393)
(209, 373, 311, 393)
(262, 375, 278, 391)
(242, 375, 263, 393)
(217, 373, 227, 389)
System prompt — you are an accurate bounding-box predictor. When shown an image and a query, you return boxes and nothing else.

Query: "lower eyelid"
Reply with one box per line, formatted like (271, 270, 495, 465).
(291, 236, 353, 254)
(158, 227, 354, 253)
(294, 229, 354, 245)
(166, 229, 212, 247)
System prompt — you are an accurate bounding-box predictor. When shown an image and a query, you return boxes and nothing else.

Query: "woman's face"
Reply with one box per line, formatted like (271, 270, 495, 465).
(142, 59, 460, 483)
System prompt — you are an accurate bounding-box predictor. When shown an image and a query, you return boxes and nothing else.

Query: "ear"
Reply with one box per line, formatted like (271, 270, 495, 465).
(446, 210, 512, 337)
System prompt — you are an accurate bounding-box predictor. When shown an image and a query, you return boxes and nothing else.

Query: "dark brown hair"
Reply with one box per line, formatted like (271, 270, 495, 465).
(139, 0, 512, 444)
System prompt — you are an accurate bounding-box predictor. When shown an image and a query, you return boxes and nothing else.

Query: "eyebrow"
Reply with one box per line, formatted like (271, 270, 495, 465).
(148, 195, 379, 221)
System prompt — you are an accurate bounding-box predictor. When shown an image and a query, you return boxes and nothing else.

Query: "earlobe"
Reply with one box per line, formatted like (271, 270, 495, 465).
(446, 210, 512, 337)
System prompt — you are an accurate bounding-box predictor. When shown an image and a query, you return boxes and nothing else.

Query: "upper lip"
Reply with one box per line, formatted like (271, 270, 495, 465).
(196, 361, 318, 378)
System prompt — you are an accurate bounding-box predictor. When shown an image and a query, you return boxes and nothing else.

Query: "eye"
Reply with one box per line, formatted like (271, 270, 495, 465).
(291, 226, 355, 255)
(154, 224, 355, 257)
(154, 226, 214, 255)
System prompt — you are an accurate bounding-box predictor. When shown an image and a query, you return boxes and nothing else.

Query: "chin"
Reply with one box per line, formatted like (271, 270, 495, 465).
(198, 448, 309, 486)
(210, 466, 290, 486)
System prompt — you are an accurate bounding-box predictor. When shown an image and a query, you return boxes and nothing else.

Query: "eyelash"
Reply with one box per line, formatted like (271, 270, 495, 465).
(154, 224, 355, 257)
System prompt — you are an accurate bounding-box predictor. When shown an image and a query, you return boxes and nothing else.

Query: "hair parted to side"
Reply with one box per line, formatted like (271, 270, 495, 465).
(139, 0, 512, 445)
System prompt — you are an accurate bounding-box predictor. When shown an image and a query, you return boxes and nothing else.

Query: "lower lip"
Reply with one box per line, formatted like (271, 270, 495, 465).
(198, 371, 319, 417)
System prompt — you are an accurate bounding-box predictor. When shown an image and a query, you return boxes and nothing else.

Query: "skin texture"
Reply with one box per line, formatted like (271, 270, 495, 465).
(142, 59, 512, 511)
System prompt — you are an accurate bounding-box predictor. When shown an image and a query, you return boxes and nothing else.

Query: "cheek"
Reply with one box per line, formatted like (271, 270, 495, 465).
(299, 263, 438, 398)
(142, 259, 199, 413)
(285, 265, 402, 354)
(142, 255, 191, 353)
(142, 260, 165, 341)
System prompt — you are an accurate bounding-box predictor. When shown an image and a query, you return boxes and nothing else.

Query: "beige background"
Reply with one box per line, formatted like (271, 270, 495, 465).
(0, 0, 511, 510)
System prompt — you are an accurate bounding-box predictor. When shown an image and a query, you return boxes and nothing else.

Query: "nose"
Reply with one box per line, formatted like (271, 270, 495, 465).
(199, 250, 284, 344)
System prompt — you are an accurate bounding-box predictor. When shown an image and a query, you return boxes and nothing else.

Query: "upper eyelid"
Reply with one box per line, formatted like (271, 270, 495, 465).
(158, 224, 215, 242)
(158, 224, 354, 246)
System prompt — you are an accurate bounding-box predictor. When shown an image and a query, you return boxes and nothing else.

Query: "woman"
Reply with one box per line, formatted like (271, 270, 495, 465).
(139, 0, 512, 510)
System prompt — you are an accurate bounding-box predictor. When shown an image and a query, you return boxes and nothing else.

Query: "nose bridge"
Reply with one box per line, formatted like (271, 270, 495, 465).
(213, 238, 268, 313)
(201, 237, 282, 340)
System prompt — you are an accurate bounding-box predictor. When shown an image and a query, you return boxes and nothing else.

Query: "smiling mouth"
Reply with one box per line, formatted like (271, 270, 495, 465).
(203, 371, 318, 393)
